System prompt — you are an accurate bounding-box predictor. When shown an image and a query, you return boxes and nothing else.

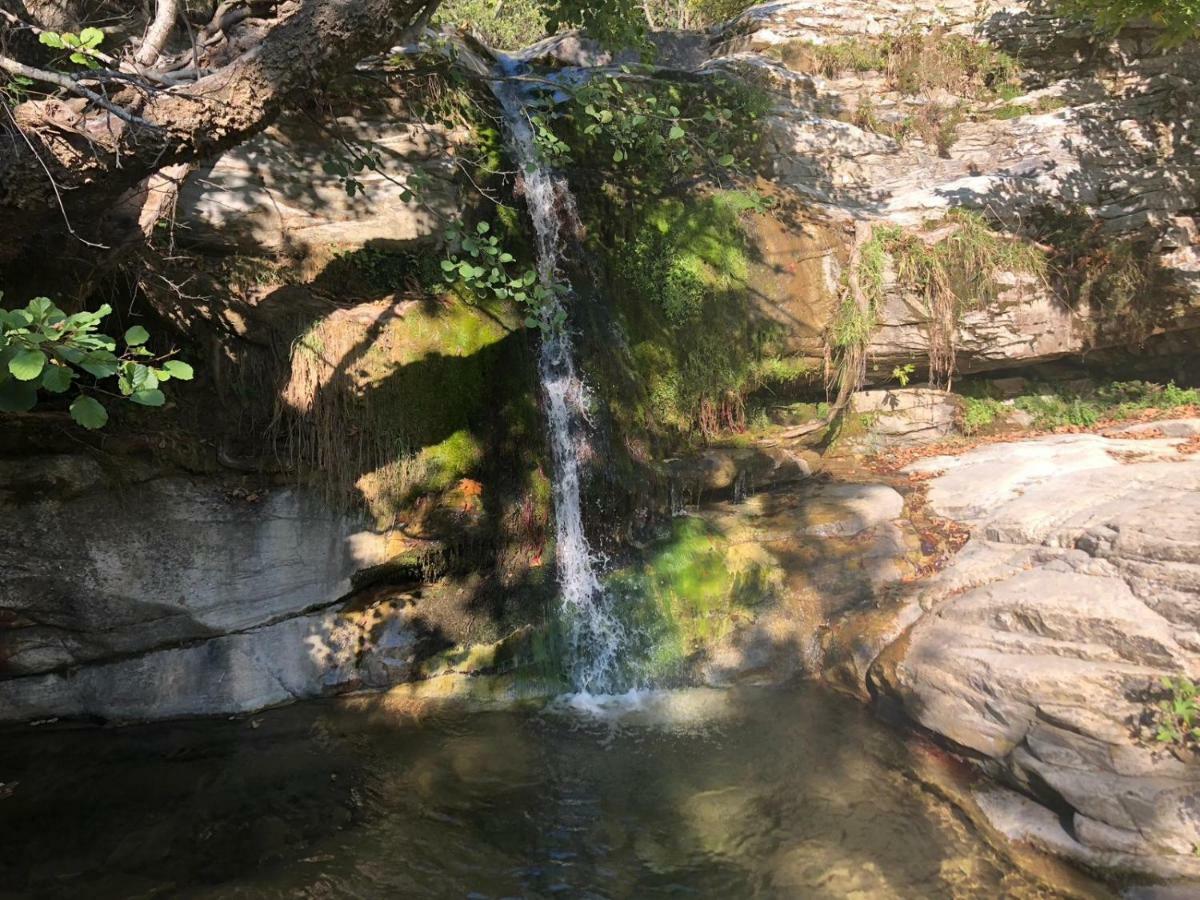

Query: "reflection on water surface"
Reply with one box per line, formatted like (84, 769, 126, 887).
(0, 685, 1076, 898)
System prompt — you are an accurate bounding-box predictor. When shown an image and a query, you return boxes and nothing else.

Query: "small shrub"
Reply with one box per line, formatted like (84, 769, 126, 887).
(1153, 676, 1200, 750)
(1014, 393, 1101, 428)
(960, 396, 1005, 434)
(785, 29, 1020, 100)
(434, 0, 548, 49)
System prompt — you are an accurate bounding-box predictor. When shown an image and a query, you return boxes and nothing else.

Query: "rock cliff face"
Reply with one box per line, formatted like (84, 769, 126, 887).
(2, 0, 1199, 884)
(713, 0, 1200, 375)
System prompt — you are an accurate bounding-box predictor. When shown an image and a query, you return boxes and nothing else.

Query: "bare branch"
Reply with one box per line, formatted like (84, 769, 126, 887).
(134, 0, 181, 66)
(0, 54, 157, 127)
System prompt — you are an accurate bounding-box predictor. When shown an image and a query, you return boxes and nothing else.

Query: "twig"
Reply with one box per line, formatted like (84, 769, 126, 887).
(0, 55, 158, 128)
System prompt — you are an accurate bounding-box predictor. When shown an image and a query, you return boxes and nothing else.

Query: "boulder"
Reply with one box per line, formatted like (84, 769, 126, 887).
(176, 111, 460, 256)
(850, 388, 958, 448)
(872, 432, 1200, 878)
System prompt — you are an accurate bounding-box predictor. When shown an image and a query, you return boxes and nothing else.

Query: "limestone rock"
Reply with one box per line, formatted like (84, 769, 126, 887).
(0, 455, 415, 721)
(665, 445, 813, 502)
(874, 432, 1200, 877)
(708, 0, 1200, 374)
(850, 388, 958, 447)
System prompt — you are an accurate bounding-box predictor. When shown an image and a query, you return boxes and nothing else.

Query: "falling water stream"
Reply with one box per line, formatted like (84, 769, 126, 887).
(490, 56, 628, 694)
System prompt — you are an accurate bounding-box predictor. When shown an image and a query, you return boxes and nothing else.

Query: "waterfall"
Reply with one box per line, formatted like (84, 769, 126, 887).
(490, 58, 626, 694)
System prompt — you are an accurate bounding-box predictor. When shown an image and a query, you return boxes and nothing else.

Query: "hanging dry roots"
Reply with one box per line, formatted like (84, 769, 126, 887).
(825, 220, 876, 415)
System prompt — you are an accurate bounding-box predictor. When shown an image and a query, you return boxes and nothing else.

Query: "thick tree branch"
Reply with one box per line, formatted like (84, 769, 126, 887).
(0, 0, 435, 257)
(0, 54, 156, 125)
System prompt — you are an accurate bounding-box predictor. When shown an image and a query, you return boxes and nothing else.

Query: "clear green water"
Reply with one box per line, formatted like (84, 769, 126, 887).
(0, 685, 1077, 899)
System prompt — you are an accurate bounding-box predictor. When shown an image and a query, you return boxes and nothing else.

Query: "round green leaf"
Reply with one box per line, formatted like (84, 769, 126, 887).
(9, 349, 46, 381)
(669, 125, 686, 141)
(124, 325, 150, 346)
(163, 359, 194, 381)
(129, 388, 165, 407)
(41, 364, 74, 393)
(80, 353, 118, 379)
(69, 395, 108, 429)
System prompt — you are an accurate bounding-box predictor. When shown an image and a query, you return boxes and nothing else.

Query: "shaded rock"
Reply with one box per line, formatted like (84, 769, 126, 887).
(698, 479, 914, 685)
(850, 388, 958, 447)
(0, 456, 400, 681)
(177, 111, 459, 256)
(665, 445, 814, 503)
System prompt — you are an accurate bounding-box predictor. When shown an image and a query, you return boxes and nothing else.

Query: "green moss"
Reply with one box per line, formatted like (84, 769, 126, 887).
(605, 190, 780, 441)
(606, 517, 775, 683)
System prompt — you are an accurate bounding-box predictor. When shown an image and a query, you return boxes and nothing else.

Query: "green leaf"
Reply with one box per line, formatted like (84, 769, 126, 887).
(61, 32, 80, 48)
(79, 27, 103, 48)
(27, 297, 56, 321)
(718, 154, 735, 167)
(0, 378, 37, 412)
(69, 395, 108, 429)
(9, 349, 46, 381)
(476, 221, 490, 234)
(38, 32, 65, 49)
(163, 359, 193, 381)
(129, 388, 165, 407)
(669, 125, 686, 141)
(613, 148, 625, 163)
(41, 364, 74, 393)
(80, 353, 118, 379)
(440, 259, 455, 272)
(124, 325, 150, 346)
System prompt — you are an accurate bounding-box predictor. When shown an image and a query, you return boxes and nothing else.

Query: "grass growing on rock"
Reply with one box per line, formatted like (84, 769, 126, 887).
(779, 28, 1021, 100)
(827, 210, 1048, 403)
(960, 379, 1200, 434)
(597, 189, 811, 443)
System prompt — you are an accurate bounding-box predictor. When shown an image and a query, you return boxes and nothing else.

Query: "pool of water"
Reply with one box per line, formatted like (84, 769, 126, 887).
(0, 685, 1084, 898)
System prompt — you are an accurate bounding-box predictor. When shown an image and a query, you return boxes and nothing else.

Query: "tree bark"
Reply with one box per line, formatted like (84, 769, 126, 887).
(0, 0, 436, 259)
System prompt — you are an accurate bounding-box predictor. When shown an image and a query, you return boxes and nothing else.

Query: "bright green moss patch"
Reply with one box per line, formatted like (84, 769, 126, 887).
(607, 517, 777, 683)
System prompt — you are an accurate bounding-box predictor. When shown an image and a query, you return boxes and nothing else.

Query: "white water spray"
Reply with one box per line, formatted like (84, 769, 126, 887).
(490, 58, 626, 693)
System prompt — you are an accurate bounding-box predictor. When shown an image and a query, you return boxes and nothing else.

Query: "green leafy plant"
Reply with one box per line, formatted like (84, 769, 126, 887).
(891, 363, 915, 387)
(1153, 677, 1200, 748)
(1013, 393, 1101, 428)
(0, 297, 192, 429)
(440, 221, 564, 331)
(1059, 0, 1200, 45)
(536, 71, 765, 196)
(38, 28, 105, 69)
(960, 395, 1005, 434)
